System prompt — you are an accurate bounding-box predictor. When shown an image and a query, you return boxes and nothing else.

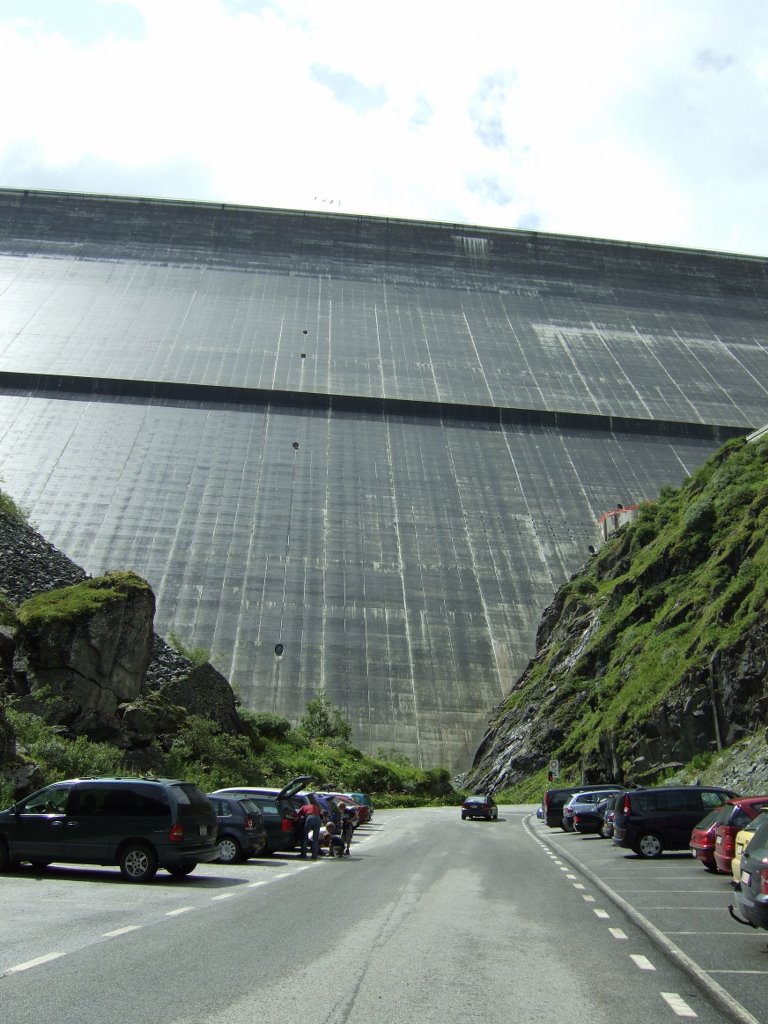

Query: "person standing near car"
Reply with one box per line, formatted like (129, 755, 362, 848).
(297, 796, 322, 859)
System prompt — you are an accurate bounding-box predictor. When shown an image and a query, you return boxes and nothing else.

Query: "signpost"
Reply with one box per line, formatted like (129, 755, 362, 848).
(547, 759, 559, 782)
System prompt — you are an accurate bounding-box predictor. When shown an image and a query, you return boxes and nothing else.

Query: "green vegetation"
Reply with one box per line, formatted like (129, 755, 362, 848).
(167, 630, 210, 667)
(2, 692, 457, 805)
(493, 434, 768, 783)
(18, 571, 150, 628)
(8, 707, 124, 780)
(0, 485, 29, 524)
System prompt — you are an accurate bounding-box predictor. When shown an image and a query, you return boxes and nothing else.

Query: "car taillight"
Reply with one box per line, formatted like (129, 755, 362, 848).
(573, 814, 581, 824)
(168, 823, 184, 842)
(244, 817, 253, 830)
(281, 817, 293, 832)
(622, 795, 632, 815)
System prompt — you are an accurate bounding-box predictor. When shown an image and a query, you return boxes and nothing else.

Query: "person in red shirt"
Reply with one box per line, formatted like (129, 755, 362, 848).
(297, 796, 322, 859)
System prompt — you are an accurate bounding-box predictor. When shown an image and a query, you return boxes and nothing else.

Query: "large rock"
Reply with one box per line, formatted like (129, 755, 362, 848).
(159, 661, 244, 735)
(13, 572, 155, 738)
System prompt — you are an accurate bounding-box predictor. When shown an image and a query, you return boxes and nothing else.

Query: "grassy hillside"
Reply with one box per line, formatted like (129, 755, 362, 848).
(483, 433, 768, 795)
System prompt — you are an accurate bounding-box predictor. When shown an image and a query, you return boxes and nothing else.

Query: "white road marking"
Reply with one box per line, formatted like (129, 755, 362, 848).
(630, 954, 656, 971)
(609, 928, 628, 940)
(564, 871, 575, 877)
(572, 882, 585, 890)
(103, 925, 141, 938)
(709, 970, 768, 975)
(593, 908, 610, 919)
(211, 893, 234, 901)
(661, 992, 698, 1018)
(7, 952, 65, 973)
(247, 880, 268, 888)
(166, 906, 194, 916)
(582, 895, 595, 903)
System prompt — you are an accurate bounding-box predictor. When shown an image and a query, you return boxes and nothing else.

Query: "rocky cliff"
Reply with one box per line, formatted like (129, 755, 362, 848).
(467, 434, 768, 796)
(0, 502, 244, 793)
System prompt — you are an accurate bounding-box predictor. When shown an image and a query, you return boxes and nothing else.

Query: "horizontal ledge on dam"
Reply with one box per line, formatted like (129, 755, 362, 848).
(0, 370, 750, 444)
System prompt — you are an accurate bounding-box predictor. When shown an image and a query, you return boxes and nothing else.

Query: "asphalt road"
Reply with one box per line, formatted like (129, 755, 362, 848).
(0, 807, 761, 1024)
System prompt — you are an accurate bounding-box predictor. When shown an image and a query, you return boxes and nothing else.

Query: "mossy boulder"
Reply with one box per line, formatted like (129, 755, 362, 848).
(13, 572, 155, 739)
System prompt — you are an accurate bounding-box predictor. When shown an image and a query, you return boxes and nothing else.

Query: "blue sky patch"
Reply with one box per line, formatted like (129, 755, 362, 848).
(310, 64, 387, 114)
(1, 0, 145, 45)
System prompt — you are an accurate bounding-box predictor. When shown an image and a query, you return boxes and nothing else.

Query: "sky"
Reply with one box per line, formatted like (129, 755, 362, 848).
(1, 0, 767, 256)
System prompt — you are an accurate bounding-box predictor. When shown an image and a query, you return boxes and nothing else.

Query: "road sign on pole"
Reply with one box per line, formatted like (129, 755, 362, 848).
(548, 759, 559, 778)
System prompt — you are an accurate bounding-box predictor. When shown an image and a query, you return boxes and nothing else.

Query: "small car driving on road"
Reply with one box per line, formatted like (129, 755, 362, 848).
(461, 794, 498, 820)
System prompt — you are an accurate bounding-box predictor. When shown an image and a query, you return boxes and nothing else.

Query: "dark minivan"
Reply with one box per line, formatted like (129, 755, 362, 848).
(543, 784, 621, 829)
(0, 777, 219, 882)
(613, 785, 737, 858)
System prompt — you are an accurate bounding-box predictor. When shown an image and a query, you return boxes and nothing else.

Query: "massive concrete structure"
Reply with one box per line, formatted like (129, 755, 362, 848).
(0, 189, 765, 771)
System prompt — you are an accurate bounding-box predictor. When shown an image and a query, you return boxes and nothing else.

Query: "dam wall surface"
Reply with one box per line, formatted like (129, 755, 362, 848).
(0, 188, 764, 771)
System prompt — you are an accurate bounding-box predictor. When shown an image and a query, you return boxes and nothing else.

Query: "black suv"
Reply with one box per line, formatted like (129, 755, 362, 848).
(613, 785, 736, 858)
(0, 777, 218, 882)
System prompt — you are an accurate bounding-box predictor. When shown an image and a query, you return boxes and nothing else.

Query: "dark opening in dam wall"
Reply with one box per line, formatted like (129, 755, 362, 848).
(0, 189, 765, 770)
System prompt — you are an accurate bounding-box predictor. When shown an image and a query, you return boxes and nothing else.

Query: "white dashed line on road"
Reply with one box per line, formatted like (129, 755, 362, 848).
(573, 882, 585, 890)
(211, 893, 234, 901)
(582, 895, 595, 902)
(661, 992, 697, 1018)
(166, 906, 194, 917)
(103, 925, 141, 938)
(6, 952, 65, 974)
(630, 954, 656, 971)
(609, 928, 628, 940)
(593, 908, 610, 919)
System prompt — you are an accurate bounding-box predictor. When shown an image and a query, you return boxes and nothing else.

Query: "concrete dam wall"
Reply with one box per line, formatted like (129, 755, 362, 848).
(0, 188, 765, 771)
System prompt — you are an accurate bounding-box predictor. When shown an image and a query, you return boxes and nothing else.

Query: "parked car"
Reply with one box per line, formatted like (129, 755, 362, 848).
(542, 784, 620, 829)
(207, 794, 267, 863)
(347, 792, 374, 821)
(730, 811, 768, 884)
(0, 777, 218, 882)
(598, 792, 624, 839)
(689, 805, 729, 872)
(713, 797, 768, 875)
(729, 814, 768, 931)
(211, 776, 313, 854)
(565, 789, 623, 833)
(613, 785, 737, 859)
(573, 792, 624, 835)
(317, 792, 368, 825)
(461, 794, 498, 820)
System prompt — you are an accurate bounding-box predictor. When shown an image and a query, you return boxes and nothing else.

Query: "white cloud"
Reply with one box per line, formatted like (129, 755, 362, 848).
(0, 0, 767, 254)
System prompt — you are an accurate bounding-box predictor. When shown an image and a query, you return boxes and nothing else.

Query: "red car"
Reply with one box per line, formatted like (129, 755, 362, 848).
(689, 805, 729, 871)
(713, 796, 768, 875)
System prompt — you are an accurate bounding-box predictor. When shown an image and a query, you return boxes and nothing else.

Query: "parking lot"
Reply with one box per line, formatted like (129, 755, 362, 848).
(533, 814, 768, 1024)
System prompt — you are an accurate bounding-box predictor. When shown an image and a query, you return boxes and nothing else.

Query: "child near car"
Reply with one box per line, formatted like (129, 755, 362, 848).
(321, 821, 345, 857)
(341, 808, 355, 855)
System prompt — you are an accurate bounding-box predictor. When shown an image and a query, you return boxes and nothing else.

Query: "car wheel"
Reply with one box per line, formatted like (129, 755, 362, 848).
(119, 842, 158, 882)
(216, 837, 243, 864)
(167, 862, 196, 877)
(634, 832, 663, 859)
(461, 813, 467, 819)
(704, 861, 720, 874)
